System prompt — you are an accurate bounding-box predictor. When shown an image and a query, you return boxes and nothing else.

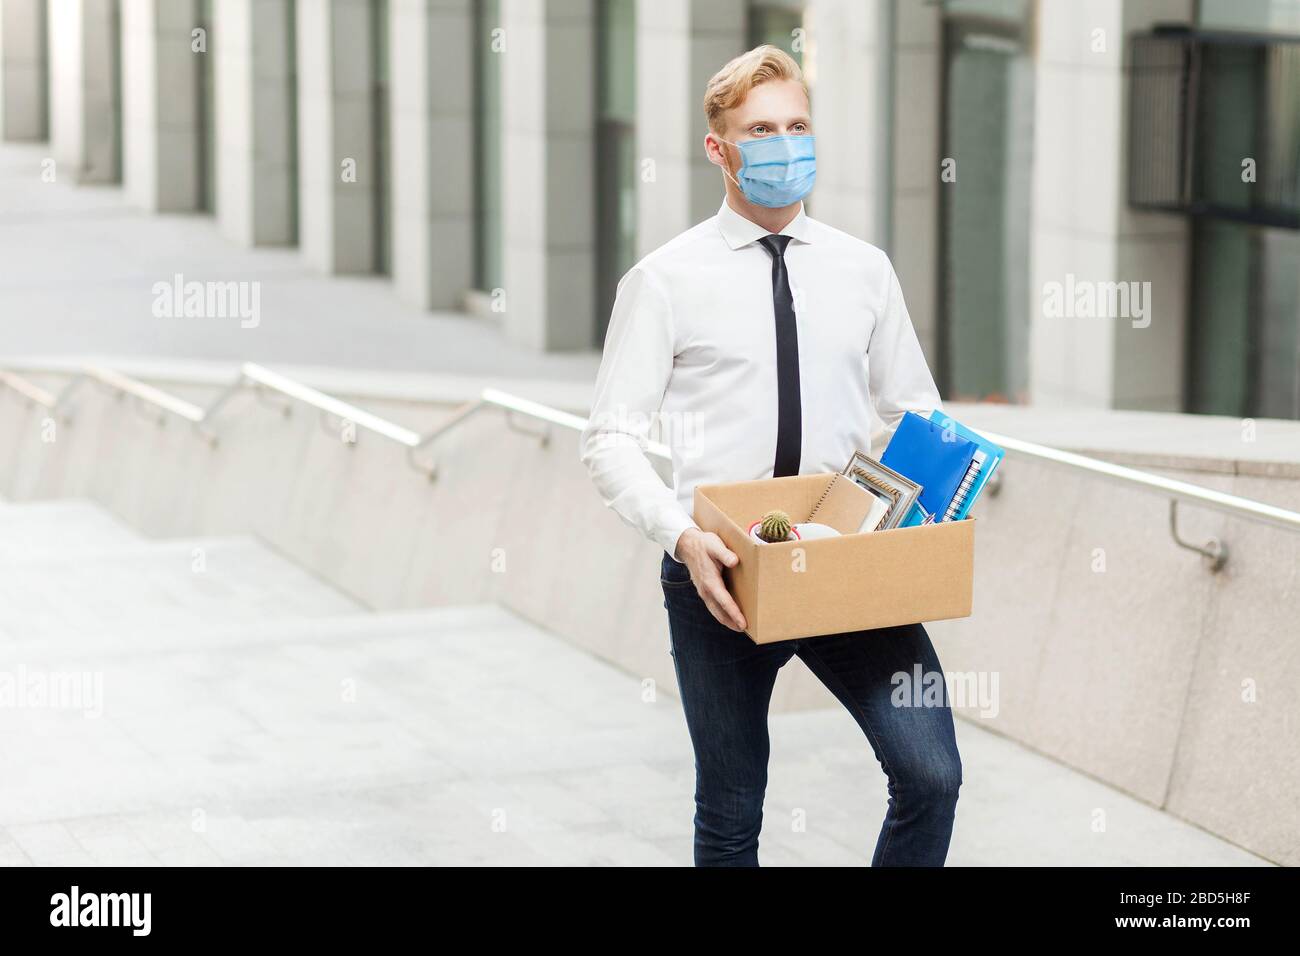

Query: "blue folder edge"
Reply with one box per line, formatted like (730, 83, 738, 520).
(927, 410, 1006, 521)
(881, 411, 977, 521)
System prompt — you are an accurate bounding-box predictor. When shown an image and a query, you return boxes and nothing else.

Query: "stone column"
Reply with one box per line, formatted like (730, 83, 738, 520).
(296, 0, 377, 274)
(214, 0, 296, 245)
(633, 0, 744, 257)
(47, 0, 120, 183)
(389, 0, 474, 309)
(887, 0, 942, 362)
(803, 0, 892, 249)
(120, 0, 202, 211)
(0, 0, 48, 141)
(500, 0, 597, 350)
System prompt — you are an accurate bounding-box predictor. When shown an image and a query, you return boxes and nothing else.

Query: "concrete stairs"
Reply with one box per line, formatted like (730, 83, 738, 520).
(0, 497, 1274, 866)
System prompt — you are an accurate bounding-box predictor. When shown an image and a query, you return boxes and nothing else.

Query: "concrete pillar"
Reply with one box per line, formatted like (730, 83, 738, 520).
(389, 0, 474, 309)
(633, 0, 744, 256)
(214, 0, 296, 245)
(1028, 0, 1193, 411)
(888, 0, 942, 363)
(120, 0, 202, 211)
(500, 0, 597, 350)
(296, 0, 376, 274)
(0, 0, 48, 141)
(47, 0, 119, 183)
(804, 0, 892, 247)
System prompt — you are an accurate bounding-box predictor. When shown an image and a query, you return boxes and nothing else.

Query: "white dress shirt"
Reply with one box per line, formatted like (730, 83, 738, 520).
(580, 199, 942, 558)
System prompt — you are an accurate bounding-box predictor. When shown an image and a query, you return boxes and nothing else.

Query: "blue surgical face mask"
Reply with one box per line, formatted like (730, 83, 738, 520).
(717, 134, 817, 208)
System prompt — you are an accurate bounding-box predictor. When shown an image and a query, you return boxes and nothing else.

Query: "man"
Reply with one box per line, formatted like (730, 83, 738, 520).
(580, 46, 961, 867)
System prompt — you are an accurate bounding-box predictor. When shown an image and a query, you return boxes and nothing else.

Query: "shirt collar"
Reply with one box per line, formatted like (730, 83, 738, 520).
(716, 198, 814, 251)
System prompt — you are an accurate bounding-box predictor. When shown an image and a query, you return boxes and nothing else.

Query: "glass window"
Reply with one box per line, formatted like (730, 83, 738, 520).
(1188, 220, 1300, 419)
(1199, 0, 1300, 34)
(1187, 220, 1254, 415)
(595, 0, 637, 341)
(286, 0, 299, 243)
(1184, 2, 1300, 419)
(110, 0, 122, 181)
(473, 0, 504, 293)
(1255, 229, 1300, 418)
(371, 0, 391, 274)
(197, 0, 216, 213)
(747, 0, 804, 67)
(938, 10, 1034, 403)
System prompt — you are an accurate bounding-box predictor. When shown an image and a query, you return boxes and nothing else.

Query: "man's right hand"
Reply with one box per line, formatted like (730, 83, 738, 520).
(675, 528, 747, 632)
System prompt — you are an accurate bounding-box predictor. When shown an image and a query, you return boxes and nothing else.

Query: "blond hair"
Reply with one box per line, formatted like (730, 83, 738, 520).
(703, 45, 807, 133)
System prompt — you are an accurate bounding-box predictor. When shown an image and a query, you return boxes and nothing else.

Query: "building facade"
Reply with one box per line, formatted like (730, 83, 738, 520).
(2, 0, 1298, 419)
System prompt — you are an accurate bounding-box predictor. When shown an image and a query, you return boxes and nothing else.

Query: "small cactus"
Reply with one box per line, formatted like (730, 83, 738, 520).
(757, 509, 793, 543)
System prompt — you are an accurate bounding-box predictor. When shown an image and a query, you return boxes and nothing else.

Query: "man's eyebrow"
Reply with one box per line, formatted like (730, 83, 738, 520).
(742, 116, 811, 127)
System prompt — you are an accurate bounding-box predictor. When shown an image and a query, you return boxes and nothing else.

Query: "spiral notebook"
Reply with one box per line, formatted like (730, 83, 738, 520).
(927, 411, 1005, 521)
(881, 412, 978, 522)
(807, 472, 891, 533)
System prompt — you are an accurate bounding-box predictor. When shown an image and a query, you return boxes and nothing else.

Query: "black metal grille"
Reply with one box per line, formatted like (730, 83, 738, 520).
(1129, 27, 1300, 229)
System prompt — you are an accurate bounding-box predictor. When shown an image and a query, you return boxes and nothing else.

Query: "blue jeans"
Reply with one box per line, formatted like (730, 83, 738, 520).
(661, 552, 962, 867)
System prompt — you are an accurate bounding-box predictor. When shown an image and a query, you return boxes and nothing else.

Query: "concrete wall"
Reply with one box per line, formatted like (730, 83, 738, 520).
(0, 370, 1296, 864)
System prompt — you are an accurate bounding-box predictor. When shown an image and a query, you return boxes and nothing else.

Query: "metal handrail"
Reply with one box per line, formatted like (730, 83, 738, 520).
(465, 395, 1299, 539)
(482, 387, 587, 434)
(239, 363, 422, 447)
(82, 365, 206, 424)
(480, 389, 671, 461)
(7, 362, 1298, 568)
(974, 426, 1300, 535)
(0, 370, 58, 410)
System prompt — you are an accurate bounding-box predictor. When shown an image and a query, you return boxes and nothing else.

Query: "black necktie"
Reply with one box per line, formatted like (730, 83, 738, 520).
(758, 234, 801, 477)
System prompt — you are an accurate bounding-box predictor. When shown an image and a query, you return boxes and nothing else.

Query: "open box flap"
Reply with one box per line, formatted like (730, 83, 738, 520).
(696, 473, 878, 535)
(694, 474, 828, 529)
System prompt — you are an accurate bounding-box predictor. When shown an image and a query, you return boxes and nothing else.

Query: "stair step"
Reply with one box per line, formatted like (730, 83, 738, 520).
(0, 498, 141, 558)
(2, 604, 522, 660)
(0, 536, 362, 641)
(0, 603, 665, 833)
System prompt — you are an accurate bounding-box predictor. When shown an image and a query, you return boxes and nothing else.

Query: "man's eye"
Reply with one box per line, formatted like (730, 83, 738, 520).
(751, 126, 769, 135)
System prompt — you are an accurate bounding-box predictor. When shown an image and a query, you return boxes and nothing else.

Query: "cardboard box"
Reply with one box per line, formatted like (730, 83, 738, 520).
(694, 473, 974, 643)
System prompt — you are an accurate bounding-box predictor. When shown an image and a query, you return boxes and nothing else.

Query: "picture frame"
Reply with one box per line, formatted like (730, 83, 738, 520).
(841, 451, 924, 530)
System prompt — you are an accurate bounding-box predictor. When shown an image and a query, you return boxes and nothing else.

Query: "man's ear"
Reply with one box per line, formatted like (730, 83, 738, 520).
(704, 132, 727, 169)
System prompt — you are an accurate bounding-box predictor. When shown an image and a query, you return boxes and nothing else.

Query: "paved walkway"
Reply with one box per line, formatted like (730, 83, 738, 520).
(0, 601, 1270, 866)
(0, 143, 600, 383)
(0, 501, 1269, 866)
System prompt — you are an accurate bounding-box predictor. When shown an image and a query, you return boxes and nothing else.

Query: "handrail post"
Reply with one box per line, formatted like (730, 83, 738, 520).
(51, 372, 87, 424)
(406, 397, 487, 481)
(1169, 500, 1229, 572)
